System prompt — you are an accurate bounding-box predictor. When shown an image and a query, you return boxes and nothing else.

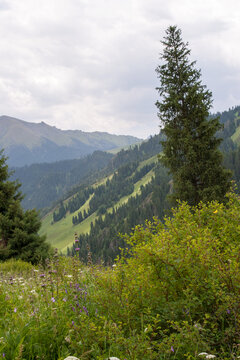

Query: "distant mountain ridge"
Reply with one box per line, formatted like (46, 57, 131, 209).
(0, 116, 142, 166)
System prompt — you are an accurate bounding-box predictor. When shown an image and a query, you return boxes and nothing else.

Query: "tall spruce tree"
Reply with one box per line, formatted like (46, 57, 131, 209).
(155, 25, 231, 206)
(0, 150, 50, 263)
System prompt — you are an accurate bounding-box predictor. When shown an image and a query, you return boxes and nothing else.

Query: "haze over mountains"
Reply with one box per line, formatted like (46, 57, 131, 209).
(1, 105, 240, 261)
(0, 116, 141, 167)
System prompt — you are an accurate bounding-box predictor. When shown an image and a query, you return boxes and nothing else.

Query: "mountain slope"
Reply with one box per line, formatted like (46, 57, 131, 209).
(39, 155, 169, 260)
(39, 135, 168, 262)
(12, 151, 114, 210)
(12, 134, 162, 211)
(38, 106, 240, 263)
(0, 115, 141, 166)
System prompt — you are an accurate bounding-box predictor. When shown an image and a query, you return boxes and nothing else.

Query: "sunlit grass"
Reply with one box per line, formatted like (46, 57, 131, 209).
(40, 162, 156, 253)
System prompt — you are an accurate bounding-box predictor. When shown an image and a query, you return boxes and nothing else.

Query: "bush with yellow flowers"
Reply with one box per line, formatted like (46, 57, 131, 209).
(94, 191, 240, 359)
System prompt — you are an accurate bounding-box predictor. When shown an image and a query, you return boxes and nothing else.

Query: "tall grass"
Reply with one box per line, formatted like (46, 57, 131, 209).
(1, 192, 240, 359)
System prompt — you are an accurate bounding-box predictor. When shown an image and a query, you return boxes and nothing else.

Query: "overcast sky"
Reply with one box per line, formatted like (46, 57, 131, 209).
(0, 0, 239, 138)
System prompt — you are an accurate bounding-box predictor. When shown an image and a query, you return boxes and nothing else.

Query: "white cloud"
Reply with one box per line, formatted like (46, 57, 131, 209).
(0, 0, 239, 137)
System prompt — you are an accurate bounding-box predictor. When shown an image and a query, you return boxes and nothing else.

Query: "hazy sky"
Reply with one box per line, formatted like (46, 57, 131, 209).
(0, 0, 239, 138)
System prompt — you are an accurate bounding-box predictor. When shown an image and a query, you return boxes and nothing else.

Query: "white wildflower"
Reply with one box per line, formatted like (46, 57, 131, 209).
(198, 353, 209, 356)
(64, 357, 80, 360)
(66, 275, 73, 278)
(30, 289, 38, 297)
(65, 336, 71, 343)
(206, 356, 216, 359)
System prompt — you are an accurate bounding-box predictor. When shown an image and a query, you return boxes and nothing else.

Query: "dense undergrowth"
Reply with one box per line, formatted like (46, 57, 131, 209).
(1, 191, 240, 359)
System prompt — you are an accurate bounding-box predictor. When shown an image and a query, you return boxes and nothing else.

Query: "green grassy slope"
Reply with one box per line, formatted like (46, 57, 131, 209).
(231, 125, 240, 144)
(40, 194, 94, 251)
(40, 156, 158, 253)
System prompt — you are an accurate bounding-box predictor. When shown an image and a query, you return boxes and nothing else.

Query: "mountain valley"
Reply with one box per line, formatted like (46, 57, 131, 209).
(5, 106, 240, 264)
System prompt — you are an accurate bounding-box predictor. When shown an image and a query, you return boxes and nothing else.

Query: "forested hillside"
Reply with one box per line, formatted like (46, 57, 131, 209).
(40, 135, 166, 259)
(12, 134, 163, 211)
(68, 163, 170, 264)
(40, 103, 240, 263)
(12, 151, 114, 210)
(12, 105, 240, 212)
(219, 105, 240, 189)
(216, 105, 240, 153)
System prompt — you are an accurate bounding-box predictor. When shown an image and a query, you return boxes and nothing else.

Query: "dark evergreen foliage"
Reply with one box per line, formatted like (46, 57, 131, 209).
(68, 164, 170, 264)
(155, 25, 232, 206)
(0, 150, 50, 263)
(53, 201, 66, 222)
(12, 151, 113, 210)
(53, 187, 95, 223)
(223, 147, 240, 190)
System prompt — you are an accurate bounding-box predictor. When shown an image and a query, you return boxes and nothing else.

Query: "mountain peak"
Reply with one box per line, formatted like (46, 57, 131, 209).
(0, 116, 142, 166)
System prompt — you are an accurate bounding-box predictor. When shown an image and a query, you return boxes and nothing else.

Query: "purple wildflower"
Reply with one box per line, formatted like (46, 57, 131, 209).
(171, 346, 174, 352)
(14, 308, 17, 313)
(227, 309, 231, 314)
(39, 274, 45, 278)
(51, 297, 55, 303)
(75, 248, 80, 251)
(83, 306, 89, 315)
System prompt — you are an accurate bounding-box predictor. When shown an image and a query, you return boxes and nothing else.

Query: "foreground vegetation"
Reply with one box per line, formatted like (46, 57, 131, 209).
(1, 191, 240, 359)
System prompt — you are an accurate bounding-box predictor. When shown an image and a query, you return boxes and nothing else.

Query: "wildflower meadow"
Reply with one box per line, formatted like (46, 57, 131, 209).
(1, 191, 240, 359)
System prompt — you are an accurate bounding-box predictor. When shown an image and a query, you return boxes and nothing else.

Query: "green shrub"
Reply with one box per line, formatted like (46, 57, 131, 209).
(94, 191, 240, 358)
(1, 191, 240, 359)
(0, 258, 33, 273)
